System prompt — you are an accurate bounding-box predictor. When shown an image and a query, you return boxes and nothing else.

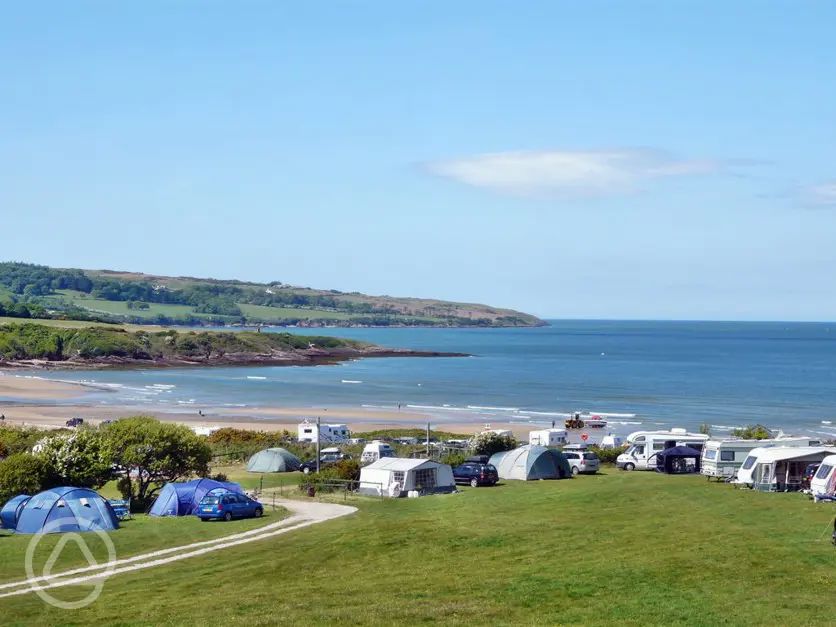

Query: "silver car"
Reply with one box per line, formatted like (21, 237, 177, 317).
(563, 450, 600, 475)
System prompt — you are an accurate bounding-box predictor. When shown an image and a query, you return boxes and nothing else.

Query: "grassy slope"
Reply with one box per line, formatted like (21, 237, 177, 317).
(2, 471, 834, 624)
(50, 290, 214, 320)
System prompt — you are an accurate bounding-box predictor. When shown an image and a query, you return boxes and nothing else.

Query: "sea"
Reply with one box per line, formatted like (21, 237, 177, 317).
(13, 320, 836, 439)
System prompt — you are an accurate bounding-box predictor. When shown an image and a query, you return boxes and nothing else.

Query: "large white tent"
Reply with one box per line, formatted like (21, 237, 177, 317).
(358, 458, 455, 497)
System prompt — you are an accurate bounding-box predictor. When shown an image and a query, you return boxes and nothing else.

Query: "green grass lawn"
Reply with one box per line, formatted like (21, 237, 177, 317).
(52, 291, 214, 320)
(1, 471, 834, 624)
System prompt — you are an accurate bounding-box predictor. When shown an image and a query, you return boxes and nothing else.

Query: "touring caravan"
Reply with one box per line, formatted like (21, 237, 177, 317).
(360, 440, 395, 465)
(735, 447, 836, 490)
(616, 429, 709, 471)
(528, 428, 568, 447)
(297, 420, 350, 444)
(810, 454, 836, 498)
(700, 436, 821, 480)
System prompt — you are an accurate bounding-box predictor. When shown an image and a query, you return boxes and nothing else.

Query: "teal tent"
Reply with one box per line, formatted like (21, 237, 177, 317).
(246, 447, 301, 473)
(489, 445, 571, 480)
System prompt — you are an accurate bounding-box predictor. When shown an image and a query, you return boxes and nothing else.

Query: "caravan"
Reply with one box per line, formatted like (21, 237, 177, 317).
(616, 429, 709, 471)
(360, 440, 395, 464)
(735, 447, 836, 490)
(700, 436, 821, 480)
(810, 454, 836, 498)
(297, 420, 350, 444)
(528, 428, 568, 447)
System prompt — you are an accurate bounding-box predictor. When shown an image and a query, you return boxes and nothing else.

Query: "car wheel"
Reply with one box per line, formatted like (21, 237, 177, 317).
(303, 467, 311, 475)
(470, 478, 479, 488)
(254, 508, 263, 518)
(572, 466, 580, 476)
(624, 462, 635, 471)
(223, 511, 233, 522)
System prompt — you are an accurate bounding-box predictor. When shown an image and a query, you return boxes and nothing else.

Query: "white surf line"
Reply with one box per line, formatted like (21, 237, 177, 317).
(0, 500, 356, 599)
(0, 513, 307, 592)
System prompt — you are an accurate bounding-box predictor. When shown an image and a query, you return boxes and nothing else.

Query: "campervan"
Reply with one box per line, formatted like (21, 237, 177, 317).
(361, 440, 395, 464)
(701, 436, 821, 480)
(600, 434, 625, 449)
(735, 447, 836, 489)
(528, 428, 568, 447)
(810, 454, 836, 498)
(297, 420, 350, 444)
(616, 429, 709, 471)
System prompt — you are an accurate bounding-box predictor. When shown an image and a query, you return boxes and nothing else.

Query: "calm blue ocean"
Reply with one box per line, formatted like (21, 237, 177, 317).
(24, 320, 836, 437)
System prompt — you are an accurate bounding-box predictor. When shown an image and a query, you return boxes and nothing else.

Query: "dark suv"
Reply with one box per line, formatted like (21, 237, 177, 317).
(300, 452, 349, 474)
(453, 461, 499, 487)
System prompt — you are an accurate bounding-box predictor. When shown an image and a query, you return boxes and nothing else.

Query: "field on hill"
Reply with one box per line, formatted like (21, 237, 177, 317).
(1, 470, 834, 624)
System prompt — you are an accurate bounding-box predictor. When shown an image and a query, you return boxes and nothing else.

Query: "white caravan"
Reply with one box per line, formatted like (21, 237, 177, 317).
(360, 440, 396, 465)
(735, 446, 836, 490)
(700, 436, 821, 480)
(297, 420, 350, 444)
(528, 428, 568, 447)
(810, 454, 836, 498)
(616, 429, 709, 471)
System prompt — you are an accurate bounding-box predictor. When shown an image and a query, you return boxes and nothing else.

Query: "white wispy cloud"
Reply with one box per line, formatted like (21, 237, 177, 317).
(426, 149, 723, 197)
(804, 182, 836, 206)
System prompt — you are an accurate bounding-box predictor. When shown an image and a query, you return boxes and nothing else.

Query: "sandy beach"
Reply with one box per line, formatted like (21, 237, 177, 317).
(0, 374, 523, 436)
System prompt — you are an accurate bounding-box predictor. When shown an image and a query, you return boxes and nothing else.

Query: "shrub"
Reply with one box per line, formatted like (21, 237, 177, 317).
(588, 445, 627, 464)
(440, 452, 467, 467)
(297, 468, 341, 493)
(334, 458, 360, 481)
(37, 428, 113, 488)
(731, 424, 773, 440)
(472, 432, 517, 457)
(0, 453, 51, 503)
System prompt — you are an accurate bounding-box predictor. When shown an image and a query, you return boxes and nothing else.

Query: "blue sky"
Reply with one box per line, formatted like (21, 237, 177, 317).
(1, 1, 835, 320)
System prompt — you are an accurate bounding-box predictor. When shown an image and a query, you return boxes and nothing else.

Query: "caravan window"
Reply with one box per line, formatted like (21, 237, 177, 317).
(652, 442, 665, 451)
(704, 449, 717, 460)
(720, 451, 735, 462)
(814, 464, 833, 480)
(741, 456, 757, 470)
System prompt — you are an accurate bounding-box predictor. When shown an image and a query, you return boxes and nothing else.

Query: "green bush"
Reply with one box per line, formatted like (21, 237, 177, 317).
(472, 432, 517, 457)
(440, 452, 467, 467)
(588, 445, 627, 464)
(297, 468, 341, 493)
(334, 458, 360, 481)
(0, 453, 52, 503)
(731, 425, 773, 440)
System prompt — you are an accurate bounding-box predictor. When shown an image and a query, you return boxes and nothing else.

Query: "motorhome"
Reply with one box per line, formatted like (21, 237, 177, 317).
(701, 436, 821, 480)
(616, 429, 709, 471)
(735, 447, 836, 490)
(297, 420, 350, 444)
(809, 454, 836, 498)
(528, 428, 568, 447)
(360, 440, 396, 464)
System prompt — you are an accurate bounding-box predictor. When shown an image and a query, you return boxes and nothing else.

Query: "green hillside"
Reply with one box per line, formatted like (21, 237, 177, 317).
(0, 262, 544, 328)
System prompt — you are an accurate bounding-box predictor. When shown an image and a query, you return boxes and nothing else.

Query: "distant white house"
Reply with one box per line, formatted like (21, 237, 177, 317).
(297, 420, 350, 443)
(358, 458, 455, 497)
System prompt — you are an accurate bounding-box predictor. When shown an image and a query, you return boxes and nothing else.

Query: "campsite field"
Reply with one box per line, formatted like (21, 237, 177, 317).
(1, 471, 834, 625)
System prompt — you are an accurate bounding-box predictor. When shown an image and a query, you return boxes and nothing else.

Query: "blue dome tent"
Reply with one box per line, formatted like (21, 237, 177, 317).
(1, 495, 31, 530)
(148, 479, 244, 517)
(15, 488, 119, 534)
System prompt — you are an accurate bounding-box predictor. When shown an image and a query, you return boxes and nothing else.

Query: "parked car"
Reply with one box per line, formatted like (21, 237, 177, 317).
(197, 492, 263, 521)
(299, 452, 349, 474)
(802, 463, 821, 491)
(453, 461, 499, 487)
(563, 450, 600, 475)
(65, 417, 84, 428)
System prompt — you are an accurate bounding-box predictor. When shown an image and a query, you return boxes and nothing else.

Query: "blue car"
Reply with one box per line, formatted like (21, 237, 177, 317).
(197, 492, 264, 522)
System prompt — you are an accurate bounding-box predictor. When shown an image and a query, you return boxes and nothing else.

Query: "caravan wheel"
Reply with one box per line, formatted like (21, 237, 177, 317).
(624, 462, 635, 471)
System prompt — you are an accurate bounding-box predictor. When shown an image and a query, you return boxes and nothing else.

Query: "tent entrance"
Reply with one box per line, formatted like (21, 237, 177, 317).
(414, 468, 436, 491)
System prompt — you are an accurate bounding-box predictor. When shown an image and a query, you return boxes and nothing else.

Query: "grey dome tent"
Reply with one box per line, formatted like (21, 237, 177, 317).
(489, 445, 572, 480)
(247, 447, 301, 473)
